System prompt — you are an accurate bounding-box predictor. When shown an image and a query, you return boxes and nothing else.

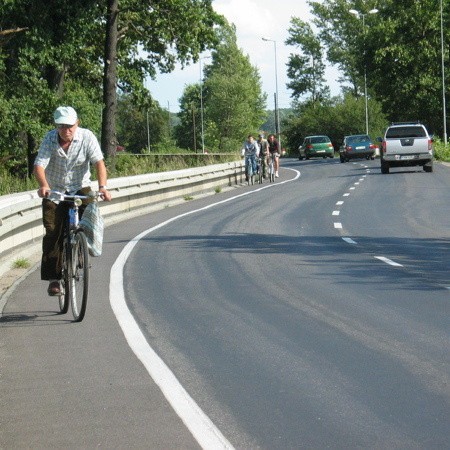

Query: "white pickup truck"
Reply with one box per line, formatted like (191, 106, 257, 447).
(377, 123, 434, 174)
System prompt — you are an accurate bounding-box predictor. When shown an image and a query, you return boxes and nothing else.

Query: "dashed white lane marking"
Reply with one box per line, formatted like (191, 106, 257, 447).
(375, 256, 403, 267)
(343, 193, 350, 197)
(332, 210, 340, 216)
(109, 168, 301, 450)
(336, 201, 344, 205)
(334, 222, 343, 229)
(342, 237, 357, 244)
(350, 187, 356, 190)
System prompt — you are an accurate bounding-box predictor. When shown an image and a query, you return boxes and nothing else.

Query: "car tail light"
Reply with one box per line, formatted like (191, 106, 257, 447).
(307, 144, 313, 149)
(369, 144, 377, 149)
(345, 146, 352, 152)
(428, 139, 433, 151)
(382, 141, 387, 153)
(328, 143, 333, 148)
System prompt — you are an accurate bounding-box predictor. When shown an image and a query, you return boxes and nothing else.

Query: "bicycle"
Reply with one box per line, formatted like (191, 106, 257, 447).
(257, 157, 264, 184)
(268, 152, 278, 183)
(48, 190, 101, 322)
(245, 154, 255, 185)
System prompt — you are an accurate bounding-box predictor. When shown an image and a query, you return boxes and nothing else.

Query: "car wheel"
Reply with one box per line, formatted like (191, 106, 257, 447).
(423, 161, 433, 172)
(340, 156, 345, 163)
(381, 160, 390, 174)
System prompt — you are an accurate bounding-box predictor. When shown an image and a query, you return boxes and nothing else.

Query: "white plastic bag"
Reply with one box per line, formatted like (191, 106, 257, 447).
(79, 202, 104, 257)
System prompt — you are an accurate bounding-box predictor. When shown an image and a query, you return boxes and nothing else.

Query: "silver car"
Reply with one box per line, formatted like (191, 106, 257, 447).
(377, 123, 434, 174)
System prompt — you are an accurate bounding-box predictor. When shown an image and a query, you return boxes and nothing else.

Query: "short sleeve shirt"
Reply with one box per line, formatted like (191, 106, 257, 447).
(34, 127, 104, 194)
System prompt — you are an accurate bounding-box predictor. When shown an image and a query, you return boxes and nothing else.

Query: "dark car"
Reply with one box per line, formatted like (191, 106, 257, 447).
(298, 135, 334, 160)
(339, 134, 377, 163)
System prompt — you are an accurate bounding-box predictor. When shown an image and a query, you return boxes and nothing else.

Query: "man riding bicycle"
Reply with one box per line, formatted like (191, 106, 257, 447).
(241, 135, 260, 181)
(257, 133, 269, 178)
(34, 106, 112, 296)
(267, 133, 280, 178)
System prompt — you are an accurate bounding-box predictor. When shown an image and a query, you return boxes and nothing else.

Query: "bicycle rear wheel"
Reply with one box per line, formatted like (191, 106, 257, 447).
(69, 230, 89, 322)
(59, 240, 70, 314)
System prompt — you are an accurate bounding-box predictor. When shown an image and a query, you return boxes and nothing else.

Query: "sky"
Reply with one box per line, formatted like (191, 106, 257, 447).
(146, 0, 342, 113)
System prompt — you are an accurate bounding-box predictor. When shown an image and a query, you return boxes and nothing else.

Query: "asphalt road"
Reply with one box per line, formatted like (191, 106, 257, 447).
(1, 157, 449, 448)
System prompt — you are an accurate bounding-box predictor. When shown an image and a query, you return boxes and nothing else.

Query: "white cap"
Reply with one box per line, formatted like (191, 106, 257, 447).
(53, 106, 78, 125)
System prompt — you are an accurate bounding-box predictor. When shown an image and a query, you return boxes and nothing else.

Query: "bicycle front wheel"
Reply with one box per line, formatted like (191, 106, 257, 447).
(59, 240, 70, 314)
(69, 230, 89, 322)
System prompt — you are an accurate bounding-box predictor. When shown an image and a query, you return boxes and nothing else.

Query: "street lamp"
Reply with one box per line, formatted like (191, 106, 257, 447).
(262, 37, 281, 148)
(349, 8, 378, 135)
(199, 56, 211, 154)
(440, 0, 447, 146)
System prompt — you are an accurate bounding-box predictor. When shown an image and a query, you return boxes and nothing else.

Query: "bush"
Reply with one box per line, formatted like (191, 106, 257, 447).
(434, 139, 450, 162)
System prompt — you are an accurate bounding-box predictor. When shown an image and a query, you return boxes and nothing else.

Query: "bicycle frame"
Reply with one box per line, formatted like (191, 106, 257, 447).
(48, 190, 99, 322)
(245, 154, 256, 185)
(268, 154, 275, 182)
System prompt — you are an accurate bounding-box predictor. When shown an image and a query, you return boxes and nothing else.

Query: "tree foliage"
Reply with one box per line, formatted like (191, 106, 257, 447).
(202, 24, 267, 152)
(175, 24, 267, 152)
(308, 0, 449, 136)
(174, 84, 202, 151)
(285, 17, 330, 104)
(0, 0, 224, 178)
(283, 94, 387, 152)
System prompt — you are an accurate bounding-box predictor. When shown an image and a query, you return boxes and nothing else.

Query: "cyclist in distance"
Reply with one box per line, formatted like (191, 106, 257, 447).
(34, 106, 112, 296)
(257, 133, 269, 178)
(241, 135, 260, 182)
(267, 133, 280, 178)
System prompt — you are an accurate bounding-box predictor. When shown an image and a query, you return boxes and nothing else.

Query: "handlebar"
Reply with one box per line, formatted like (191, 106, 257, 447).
(47, 190, 103, 203)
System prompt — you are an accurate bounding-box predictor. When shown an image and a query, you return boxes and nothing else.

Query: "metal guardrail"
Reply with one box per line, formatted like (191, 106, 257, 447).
(0, 160, 244, 276)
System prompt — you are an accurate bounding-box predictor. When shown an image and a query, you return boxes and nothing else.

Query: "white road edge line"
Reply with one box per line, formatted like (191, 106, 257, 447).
(375, 256, 403, 267)
(109, 169, 301, 449)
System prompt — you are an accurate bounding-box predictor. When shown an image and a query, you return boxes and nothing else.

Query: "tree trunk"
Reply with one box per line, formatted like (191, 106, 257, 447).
(101, 0, 119, 164)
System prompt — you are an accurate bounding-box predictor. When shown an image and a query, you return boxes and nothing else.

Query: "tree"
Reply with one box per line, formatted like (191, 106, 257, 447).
(285, 17, 330, 105)
(202, 24, 267, 152)
(309, 0, 449, 137)
(174, 84, 202, 151)
(101, 0, 225, 158)
(0, 0, 225, 177)
(369, 0, 446, 134)
(283, 94, 386, 153)
(117, 94, 168, 154)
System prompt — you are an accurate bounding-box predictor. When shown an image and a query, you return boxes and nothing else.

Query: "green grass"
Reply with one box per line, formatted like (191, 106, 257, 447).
(12, 258, 31, 269)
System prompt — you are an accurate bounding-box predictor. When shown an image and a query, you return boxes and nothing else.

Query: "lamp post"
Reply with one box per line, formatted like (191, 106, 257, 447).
(349, 8, 378, 135)
(262, 37, 281, 148)
(440, 0, 447, 146)
(199, 56, 211, 154)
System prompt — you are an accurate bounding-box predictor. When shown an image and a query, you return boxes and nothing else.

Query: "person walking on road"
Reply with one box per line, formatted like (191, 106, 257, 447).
(34, 106, 112, 296)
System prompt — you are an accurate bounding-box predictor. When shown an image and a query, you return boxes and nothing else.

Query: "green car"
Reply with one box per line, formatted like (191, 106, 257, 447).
(298, 135, 335, 160)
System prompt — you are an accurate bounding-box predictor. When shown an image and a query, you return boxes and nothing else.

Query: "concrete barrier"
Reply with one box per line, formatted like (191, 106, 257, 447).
(0, 160, 244, 276)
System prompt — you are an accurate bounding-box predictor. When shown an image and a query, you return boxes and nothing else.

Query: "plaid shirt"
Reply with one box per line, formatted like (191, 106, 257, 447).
(34, 127, 104, 194)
